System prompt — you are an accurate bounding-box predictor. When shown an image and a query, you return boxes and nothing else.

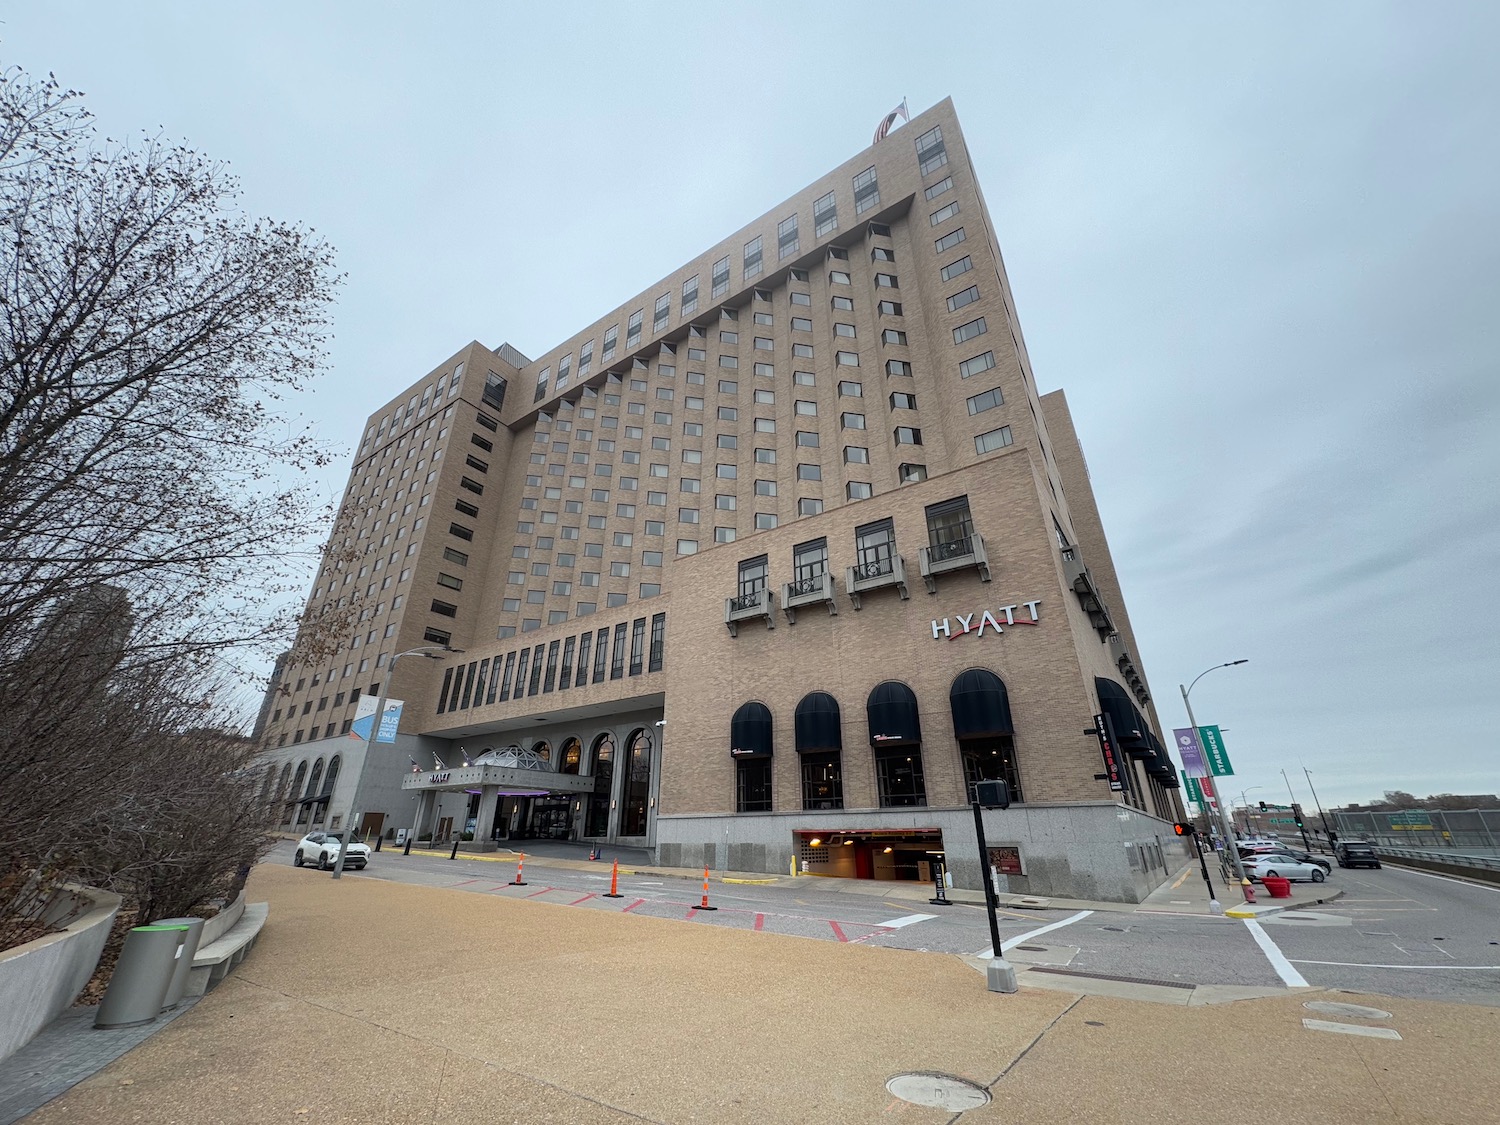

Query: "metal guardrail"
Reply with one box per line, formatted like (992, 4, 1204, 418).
(1372, 846, 1500, 883)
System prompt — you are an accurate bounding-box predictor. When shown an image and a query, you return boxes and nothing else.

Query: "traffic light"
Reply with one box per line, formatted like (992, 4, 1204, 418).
(975, 780, 1011, 809)
(1172, 822, 1195, 836)
(1292, 803, 1305, 828)
(1258, 800, 1268, 811)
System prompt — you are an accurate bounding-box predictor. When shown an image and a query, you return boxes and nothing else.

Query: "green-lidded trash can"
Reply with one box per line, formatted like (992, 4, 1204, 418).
(152, 916, 207, 1010)
(94, 924, 191, 1029)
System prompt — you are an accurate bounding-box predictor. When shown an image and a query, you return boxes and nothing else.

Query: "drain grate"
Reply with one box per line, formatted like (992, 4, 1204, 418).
(1029, 966, 1195, 990)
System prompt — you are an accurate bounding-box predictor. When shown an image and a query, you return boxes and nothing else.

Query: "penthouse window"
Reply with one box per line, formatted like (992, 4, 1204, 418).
(627, 309, 643, 348)
(743, 235, 763, 279)
(712, 255, 731, 298)
(915, 125, 948, 175)
(682, 274, 699, 316)
(579, 339, 594, 376)
(533, 366, 550, 404)
(853, 165, 879, 215)
(603, 324, 619, 360)
(777, 213, 800, 260)
(653, 292, 671, 333)
(814, 190, 837, 237)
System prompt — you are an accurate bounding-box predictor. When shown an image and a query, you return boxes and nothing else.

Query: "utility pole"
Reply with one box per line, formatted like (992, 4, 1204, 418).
(1303, 767, 1333, 845)
(1282, 769, 1312, 850)
(1181, 663, 1250, 898)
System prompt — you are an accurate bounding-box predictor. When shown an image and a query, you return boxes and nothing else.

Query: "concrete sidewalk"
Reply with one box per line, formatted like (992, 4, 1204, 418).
(23, 864, 1500, 1124)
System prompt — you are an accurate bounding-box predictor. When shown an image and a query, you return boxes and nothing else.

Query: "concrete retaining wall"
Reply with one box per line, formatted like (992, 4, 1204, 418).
(0, 884, 122, 1062)
(656, 801, 1194, 903)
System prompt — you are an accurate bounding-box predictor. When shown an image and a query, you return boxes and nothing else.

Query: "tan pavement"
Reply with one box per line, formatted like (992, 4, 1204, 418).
(27, 864, 1500, 1124)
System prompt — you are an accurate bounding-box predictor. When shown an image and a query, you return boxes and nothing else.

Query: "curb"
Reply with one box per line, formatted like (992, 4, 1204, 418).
(1224, 887, 1345, 919)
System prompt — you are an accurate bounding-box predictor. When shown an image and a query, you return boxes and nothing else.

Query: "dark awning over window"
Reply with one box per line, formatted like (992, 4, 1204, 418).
(795, 692, 843, 753)
(730, 701, 773, 759)
(867, 681, 921, 748)
(1095, 678, 1151, 755)
(949, 669, 1014, 739)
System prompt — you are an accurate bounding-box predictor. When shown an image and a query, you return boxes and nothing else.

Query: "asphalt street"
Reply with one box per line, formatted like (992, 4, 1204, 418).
(269, 840, 1500, 1005)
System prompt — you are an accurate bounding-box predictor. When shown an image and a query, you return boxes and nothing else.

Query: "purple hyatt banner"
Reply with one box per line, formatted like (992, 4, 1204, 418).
(1174, 727, 1208, 777)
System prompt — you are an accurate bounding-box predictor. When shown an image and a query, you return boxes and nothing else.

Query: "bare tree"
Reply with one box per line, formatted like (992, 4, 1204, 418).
(0, 60, 339, 942)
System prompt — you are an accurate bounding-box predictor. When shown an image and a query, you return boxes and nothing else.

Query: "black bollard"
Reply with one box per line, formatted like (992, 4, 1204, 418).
(449, 839, 459, 860)
(373, 837, 382, 853)
(403, 836, 413, 856)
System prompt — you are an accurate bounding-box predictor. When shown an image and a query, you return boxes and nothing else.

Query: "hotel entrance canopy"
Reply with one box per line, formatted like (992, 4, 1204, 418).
(401, 762, 594, 798)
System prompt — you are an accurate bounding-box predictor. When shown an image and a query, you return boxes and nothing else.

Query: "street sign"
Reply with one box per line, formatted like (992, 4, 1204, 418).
(1093, 713, 1126, 792)
(1197, 725, 1234, 776)
(1173, 728, 1208, 777)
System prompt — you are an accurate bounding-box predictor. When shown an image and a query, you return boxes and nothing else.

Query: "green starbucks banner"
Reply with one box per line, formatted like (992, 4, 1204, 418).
(1198, 725, 1234, 776)
(1181, 772, 1205, 806)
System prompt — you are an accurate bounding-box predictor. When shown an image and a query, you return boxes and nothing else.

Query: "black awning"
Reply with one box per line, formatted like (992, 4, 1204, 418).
(794, 692, 843, 753)
(867, 681, 921, 748)
(1095, 678, 1150, 754)
(730, 701, 773, 759)
(949, 668, 1014, 739)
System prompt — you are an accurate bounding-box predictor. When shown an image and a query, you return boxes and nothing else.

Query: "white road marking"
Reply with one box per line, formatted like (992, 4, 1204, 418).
(876, 913, 938, 929)
(1244, 919, 1310, 988)
(1289, 960, 1500, 970)
(1302, 1018, 1401, 1040)
(973, 909, 1093, 959)
(1394, 868, 1500, 893)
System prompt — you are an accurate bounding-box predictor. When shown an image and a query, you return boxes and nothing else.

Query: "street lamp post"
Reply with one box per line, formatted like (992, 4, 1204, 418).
(1239, 787, 1263, 835)
(333, 645, 461, 879)
(1180, 660, 1250, 896)
(1303, 767, 1333, 844)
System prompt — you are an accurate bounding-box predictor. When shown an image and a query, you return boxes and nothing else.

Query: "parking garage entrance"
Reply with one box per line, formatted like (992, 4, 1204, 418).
(794, 828, 945, 881)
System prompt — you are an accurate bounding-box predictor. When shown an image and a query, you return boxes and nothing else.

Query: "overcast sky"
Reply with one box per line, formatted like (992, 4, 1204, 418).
(7, 3, 1496, 812)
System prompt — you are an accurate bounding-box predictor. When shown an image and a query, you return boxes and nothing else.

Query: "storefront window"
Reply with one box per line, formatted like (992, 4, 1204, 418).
(737, 758, 773, 812)
(799, 752, 842, 810)
(875, 751, 926, 807)
(961, 737, 1023, 804)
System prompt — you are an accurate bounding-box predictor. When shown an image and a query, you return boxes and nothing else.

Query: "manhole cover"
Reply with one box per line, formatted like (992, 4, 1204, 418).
(1304, 1001, 1392, 1020)
(1017, 944, 1048, 951)
(886, 1073, 991, 1111)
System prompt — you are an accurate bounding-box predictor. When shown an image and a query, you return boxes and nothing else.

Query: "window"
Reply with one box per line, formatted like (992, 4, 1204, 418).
(792, 537, 827, 592)
(470, 433, 493, 452)
(941, 255, 973, 283)
(797, 463, 822, 481)
(925, 175, 953, 201)
(715, 494, 736, 511)
(476, 411, 499, 432)
(876, 750, 927, 808)
(814, 189, 837, 237)
(874, 273, 898, 289)
(831, 297, 854, 314)
(753, 388, 774, 405)
(855, 518, 895, 578)
(798, 498, 823, 516)
(679, 507, 699, 523)
(930, 201, 960, 226)
(682, 274, 699, 316)
(592, 627, 609, 683)
(953, 317, 987, 344)
(716, 407, 737, 423)
(947, 285, 981, 312)
(829, 270, 851, 285)
(936, 227, 967, 253)
(900, 463, 928, 483)
(777, 213, 799, 259)
(877, 299, 903, 316)
(449, 523, 473, 541)
(838, 380, 862, 397)
(881, 329, 907, 345)
(603, 324, 619, 360)
(975, 426, 1015, 453)
(743, 235, 763, 279)
(796, 430, 820, 447)
(890, 391, 917, 410)
(853, 165, 879, 214)
(717, 434, 737, 449)
(680, 478, 700, 492)
(460, 476, 484, 495)
(642, 550, 662, 566)
(436, 572, 463, 590)
(794, 370, 815, 387)
(915, 124, 948, 175)
(626, 309, 644, 349)
(793, 342, 814, 358)
(755, 513, 778, 530)
(846, 481, 872, 500)
(716, 464, 737, 479)
(871, 246, 895, 263)
(754, 447, 776, 463)
(431, 599, 457, 618)
(678, 538, 698, 554)
(836, 351, 859, 368)
(790, 291, 812, 306)
(711, 255, 731, 299)
(795, 400, 817, 416)
(649, 613, 665, 672)
(753, 336, 773, 351)
(736, 757, 773, 813)
(443, 547, 469, 566)
(737, 555, 768, 601)
(791, 317, 812, 332)
(841, 412, 866, 430)
(683, 421, 703, 437)
(834, 323, 856, 338)
(960, 351, 996, 379)
(843, 445, 868, 464)
(926, 495, 975, 558)
(967, 387, 1004, 415)
(629, 617, 646, 675)
(611, 622, 627, 679)
(893, 426, 923, 445)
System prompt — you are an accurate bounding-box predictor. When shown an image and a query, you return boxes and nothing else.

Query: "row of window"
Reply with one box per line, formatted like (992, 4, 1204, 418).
(435, 613, 666, 714)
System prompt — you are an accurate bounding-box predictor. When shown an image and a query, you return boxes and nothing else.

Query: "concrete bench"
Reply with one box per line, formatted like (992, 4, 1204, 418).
(186, 901, 268, 997)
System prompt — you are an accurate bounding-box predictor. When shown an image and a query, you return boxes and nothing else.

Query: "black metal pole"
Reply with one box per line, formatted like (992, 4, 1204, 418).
(971, 801, 1003, 957)
(1193, 830, 1216, 900)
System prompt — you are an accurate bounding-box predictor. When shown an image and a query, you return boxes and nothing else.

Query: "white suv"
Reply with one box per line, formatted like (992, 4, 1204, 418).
(294, 831, 371, 871)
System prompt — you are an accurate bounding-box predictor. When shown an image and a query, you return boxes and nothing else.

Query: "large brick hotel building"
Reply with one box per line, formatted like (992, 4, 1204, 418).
(253, 99, 1189, 902)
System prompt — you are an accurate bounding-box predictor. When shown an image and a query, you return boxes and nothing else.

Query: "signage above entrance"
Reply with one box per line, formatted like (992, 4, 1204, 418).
(931, 601, 1041, 640)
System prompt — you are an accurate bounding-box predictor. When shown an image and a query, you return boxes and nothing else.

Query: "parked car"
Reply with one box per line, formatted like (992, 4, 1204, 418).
(294, 831, 371, 871)
(1335, 841, 1383, 869)
(1243, 853, 1327, 883)
(1238, 843, 1330, 872)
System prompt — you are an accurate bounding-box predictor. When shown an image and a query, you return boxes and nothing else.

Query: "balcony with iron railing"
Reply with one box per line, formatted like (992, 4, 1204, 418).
(781, 570, 838, 624)
(1061, 545, 1115, 640)
(724, 586, 775, 636)
(845, 553, 909, 609)
(918, 519, 991, 593)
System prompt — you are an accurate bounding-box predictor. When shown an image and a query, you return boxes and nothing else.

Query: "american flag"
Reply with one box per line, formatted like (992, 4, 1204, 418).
(873, 99, 909, 145)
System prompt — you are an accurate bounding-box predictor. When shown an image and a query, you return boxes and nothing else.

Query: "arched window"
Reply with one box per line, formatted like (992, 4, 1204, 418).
(276, 762, 294, 824)
(794, 692, 842, 810)
(866, 681, 924, 807)
(324, 755, 342, 799)
(950, 669, 1021, 804)
(305, 758, 326, 824)
(559, 738, 583, 774)
(622, 728, 653, 835)
(586, 733, 614, 837)
(730, 702, 773, 813)
(531, 740, 551, 765)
